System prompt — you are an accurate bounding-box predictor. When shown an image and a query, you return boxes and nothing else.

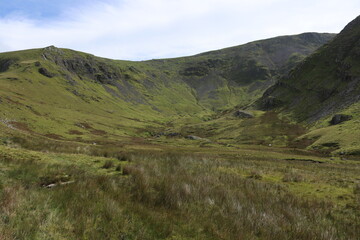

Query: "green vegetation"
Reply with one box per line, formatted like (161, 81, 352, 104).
(1, 19, 360, 239)
(0, 143, 359, 239)
(259, 15, 360, 153)
(0, 33, 333, 145)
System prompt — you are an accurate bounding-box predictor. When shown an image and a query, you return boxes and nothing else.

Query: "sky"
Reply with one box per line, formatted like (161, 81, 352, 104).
(0, 0, 359, 60)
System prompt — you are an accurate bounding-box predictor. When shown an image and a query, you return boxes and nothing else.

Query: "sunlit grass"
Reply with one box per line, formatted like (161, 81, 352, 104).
(0, 144, 359, 239)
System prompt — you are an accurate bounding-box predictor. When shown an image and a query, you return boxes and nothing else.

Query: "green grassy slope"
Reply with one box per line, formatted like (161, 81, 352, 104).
(258, 15, 360, 154)
(151, 32, 335, 109)
(1, 31, 360, 240)
(0, 33, 333, 143)
(0, 47, 206, 142)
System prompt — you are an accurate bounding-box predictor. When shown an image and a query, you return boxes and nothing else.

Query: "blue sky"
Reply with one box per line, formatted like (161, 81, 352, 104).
(0, 0, 91, 19)
(0, 0, 359, 60)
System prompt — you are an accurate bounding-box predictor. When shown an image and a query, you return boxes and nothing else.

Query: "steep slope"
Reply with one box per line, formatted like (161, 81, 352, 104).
(151, 32, 335, 109)
(258, 15, 360, 154)
(0, 47, 202, 143)
(0, 33, 333, 143)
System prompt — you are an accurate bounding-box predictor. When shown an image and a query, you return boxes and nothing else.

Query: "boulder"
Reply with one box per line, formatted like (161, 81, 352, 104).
(233, 110, 254, 118)
(330, 114, 352, 125)
(166, 132, 180, 137)
(0, 58, 17, 72)
(38, 67, 55, 78)
(185, 135, 203, 140)
(185, 135, 211, 142)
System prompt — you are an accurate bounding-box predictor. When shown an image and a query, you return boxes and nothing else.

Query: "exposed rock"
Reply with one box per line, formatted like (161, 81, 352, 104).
(180, 66, 209, 77)
(227, 60, 270, 86)
(152, 132, 181, 138)
(185, 135, 211, 142)
(179, 59, 224, 77)
(330, 114, 352, 125)
(320, 142, 340, 149)
(42, 47, 122, 85)
(185, 135, 203, 140)
(0, 58, 17, 72)
(260, 96, 283, 110)
(44, 45, 61, 52)
(71, 89, 81, 96)
(44, 180, 75, 189)
(233, 110, 254, 118)
(166, 132, 181, 137)
(317, 88, 337, 102)
(38, 67, 55, 78)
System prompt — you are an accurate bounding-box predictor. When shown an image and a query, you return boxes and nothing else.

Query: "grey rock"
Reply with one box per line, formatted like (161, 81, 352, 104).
(185, 135, 211, 142)
(330, 114, 352, 125)
(0, 58, 17, 72)
(166, 132, 180, 137)
(185, 135, 203, 140)
(38, 67, 55, 78)
(233, 110, 254, 118)
(260, 96, 283, 110)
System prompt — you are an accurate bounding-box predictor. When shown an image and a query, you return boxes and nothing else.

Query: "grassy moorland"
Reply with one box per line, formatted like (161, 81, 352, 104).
(0, 135, 359, 239)
(1, 23, 360, 239)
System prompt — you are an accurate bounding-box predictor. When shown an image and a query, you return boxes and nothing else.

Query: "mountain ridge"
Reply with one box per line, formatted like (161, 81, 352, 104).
(257, 15, 360, 153)
(0, 32, 334, 144)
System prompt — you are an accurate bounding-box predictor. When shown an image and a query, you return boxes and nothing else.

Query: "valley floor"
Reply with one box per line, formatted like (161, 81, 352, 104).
(0, 139, 359, 240)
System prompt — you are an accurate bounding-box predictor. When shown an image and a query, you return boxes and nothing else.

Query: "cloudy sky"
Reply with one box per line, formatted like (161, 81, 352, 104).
(0, 0, 359, 60)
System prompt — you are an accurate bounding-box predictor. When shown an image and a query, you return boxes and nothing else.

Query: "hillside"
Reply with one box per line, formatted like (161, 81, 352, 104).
(0, 33, 334, 143)
(1, 21, 360, 240)
(258, 15, 360, 154)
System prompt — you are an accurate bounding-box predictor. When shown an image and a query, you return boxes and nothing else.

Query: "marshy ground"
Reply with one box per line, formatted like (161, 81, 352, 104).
(0, 138, 359, 240)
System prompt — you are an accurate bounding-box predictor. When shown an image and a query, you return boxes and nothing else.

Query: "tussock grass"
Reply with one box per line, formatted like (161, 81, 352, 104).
(0, 145, 359, 239)
(282, 170, 305, 182)
(354, 183, 360, 195)
(122, 153, 360, 239)
(247, 170, 263, 179)
(102, 160, 115, 169)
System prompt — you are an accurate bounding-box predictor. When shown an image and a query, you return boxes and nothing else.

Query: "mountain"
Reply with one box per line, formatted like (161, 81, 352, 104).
(156, 32, 335, 109)
(0, 33, 333, 143)
(258, 15, 360, 154)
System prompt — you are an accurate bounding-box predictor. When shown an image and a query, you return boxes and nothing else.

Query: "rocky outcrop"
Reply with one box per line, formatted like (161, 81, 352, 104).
(330, 114, 352, 125)
(0, 58, 17, 72)
(38, 67, 55, 78)
(233, 110, 254, 118)
(180, 66, 210, 77)
(42, 46, 122, 85)
(185, 135, 203, 140)
(259, 96, 283, 110)
(185, 135, 210, 142)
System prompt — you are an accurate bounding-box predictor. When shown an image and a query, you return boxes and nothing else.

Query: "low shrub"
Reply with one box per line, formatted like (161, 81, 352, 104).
(247, 170, 263, 180)
(102, 160, 114, 169)
(354, 183, 360, 195)
(122, 165, 131, 175)
(115, 164, 122, 172)
(282, 171, 305, 182)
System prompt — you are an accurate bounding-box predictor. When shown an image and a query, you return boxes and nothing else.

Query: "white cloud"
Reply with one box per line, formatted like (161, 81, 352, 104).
(0, 0, 359, 60)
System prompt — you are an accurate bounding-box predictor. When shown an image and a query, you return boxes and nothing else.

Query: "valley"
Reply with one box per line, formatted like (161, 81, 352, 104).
(0, 15, 360, 240)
